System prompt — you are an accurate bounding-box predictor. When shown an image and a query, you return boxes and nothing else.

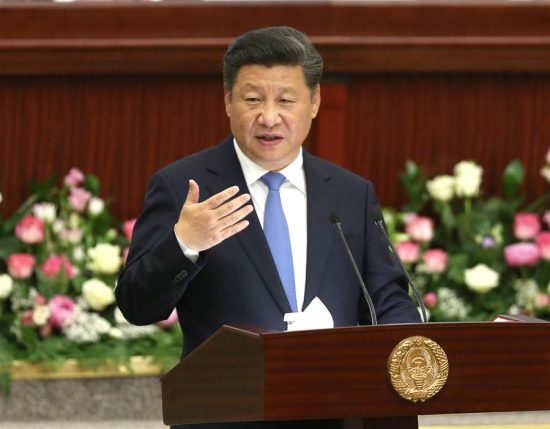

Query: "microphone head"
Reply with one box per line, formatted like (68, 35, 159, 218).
(329, 211, 342, 225)
(369, 208, 384, 223)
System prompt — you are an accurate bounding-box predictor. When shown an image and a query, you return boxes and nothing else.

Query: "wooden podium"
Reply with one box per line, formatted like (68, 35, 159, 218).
(160, 318, 550, 428)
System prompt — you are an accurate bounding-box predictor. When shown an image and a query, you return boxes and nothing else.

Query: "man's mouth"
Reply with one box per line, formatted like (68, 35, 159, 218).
(256, 134, 283, 145)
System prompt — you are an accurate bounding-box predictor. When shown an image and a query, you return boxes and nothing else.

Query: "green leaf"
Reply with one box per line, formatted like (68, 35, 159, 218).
(30, 176, 56, 195)
(447, 254, 468, 284)
(0, 236, 23, 259)
(399, 161, 427, 213)
(502, 159, 524, 198)
(84, 175, 101, 196)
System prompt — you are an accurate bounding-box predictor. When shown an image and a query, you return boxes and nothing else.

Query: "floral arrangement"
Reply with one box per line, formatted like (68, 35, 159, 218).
(384, 153, 550, 322)
(0, 168, 181, 392)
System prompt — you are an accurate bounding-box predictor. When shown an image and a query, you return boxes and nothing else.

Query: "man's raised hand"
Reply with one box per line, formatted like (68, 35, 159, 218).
(175, 180, 254, 252)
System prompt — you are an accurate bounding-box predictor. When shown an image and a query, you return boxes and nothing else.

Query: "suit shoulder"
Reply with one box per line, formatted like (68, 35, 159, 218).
(306, 153, 373, 188)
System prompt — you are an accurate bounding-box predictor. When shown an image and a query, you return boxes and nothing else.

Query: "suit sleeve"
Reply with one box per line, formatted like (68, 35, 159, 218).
(359, 182, 422, 325)
(115, 171, 206, 326)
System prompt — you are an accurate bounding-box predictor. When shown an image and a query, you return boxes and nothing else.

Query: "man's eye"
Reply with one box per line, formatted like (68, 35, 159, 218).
(279, 99, 294, 104)
(246, 98, 260, 103)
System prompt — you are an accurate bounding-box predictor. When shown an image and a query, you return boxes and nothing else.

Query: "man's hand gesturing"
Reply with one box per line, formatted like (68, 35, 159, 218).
(175, 180, 254, 252)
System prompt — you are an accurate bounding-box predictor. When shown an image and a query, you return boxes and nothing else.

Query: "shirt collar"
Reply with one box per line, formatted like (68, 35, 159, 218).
(233, 139, 306, 194)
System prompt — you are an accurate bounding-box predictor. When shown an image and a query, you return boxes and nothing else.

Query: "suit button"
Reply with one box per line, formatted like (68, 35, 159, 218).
(179, 270, 188, 279)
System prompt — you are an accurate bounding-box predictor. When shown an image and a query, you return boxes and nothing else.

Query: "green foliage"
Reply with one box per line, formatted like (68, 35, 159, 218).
(399, 161, 428, 213)
(502, 159, 524, 199)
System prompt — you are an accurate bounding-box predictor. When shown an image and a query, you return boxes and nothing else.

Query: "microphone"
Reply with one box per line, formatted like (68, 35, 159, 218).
(329, 211, 377, 326)
(369, 208, 428, 323)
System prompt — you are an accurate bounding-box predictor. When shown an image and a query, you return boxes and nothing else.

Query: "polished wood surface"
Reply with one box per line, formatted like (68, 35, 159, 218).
(1, 1, 549, 75)
(160, 322, 550, 425)
(0, 1, 549, 222)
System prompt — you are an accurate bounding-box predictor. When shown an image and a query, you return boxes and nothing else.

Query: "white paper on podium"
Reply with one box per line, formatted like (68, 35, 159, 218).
(283, 297, 334, 331)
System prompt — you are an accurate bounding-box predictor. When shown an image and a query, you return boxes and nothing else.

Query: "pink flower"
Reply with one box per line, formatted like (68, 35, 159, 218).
(68, 188, 92, 212)
(504, 243, 540, 267)
(395, 241, 420, 264)
(405, 217, 434, 242)
(535, 232, 550, 261)
(7, 253, 36, 279)
(514, 213, 541, 240)
(157, 309, 178, 328)
(423, 249, 448, 273)
(535, 293, 550, 309)
(64, 167, 85, 188)
(15, 215, 45, 244)
(123, 219, 137, 241)
(35, 292, 47, 306)
(21, 309, 35, 326)
(40, 323, 53, 339)
(48, 295, 75, 328)
(404, 213, 419, 226)
(423, 292, 438, 309)
(543, 211, 550, 229)
(41, 255, 75, 279)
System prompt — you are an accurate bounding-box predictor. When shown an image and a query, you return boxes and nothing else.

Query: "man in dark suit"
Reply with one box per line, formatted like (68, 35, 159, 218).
(116, 27, 421, 429)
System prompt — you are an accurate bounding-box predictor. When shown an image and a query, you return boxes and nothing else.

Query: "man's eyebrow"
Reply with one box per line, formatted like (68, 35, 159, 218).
(242, 83, 297, 94)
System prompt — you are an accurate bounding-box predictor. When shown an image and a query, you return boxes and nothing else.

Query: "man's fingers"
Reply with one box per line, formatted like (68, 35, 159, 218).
(218, 204, 254, 231)
(214, 193, 251, 219)
(218, 219, 250, 242)
(185, 180, 200, 205)
(205, 186, 240, 209)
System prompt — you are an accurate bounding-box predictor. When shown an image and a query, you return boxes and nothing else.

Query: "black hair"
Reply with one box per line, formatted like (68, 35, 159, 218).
(223, 26, 323, 93)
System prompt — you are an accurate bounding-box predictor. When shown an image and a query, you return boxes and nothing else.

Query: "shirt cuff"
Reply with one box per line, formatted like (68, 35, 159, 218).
(174, 226, 200, 263)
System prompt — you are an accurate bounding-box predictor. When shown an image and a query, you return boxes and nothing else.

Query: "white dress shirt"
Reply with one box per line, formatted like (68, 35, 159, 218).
(175, 139, 308, 312)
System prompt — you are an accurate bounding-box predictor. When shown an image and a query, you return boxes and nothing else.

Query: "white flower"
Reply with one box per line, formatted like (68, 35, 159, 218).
(514, 279, 539, 311)
(82, 278, 115, 311)
(106, 228, 118, 241)
(541, 166, 550, 183)
(32, 305, 51, 326)
(426, 175, 455, 202)
(0, 192, 2, 204)
(114, 307, 129, 325)
(464, 264, 499, 294)
(108, 327, 124, 339)
(73, 246, 85, 262)
(437, 287, 470, 320)
(0, 274, 14, 299)
(88, 197, 105, 216)
(87, 243, 122, 274)
(53, 219, 65, 234)
(69, 213, 80, 229)
(93, 317, 111, 334)
(32, 203, 57, 223)
(454, 161, 483, 198)
(508, 305, 521, 315)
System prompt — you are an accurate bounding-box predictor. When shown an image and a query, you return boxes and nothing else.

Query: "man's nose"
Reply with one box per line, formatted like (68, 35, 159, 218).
(258, 103, 282, 127)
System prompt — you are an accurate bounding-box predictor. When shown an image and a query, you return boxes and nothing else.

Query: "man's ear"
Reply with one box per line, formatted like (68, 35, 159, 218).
(311, 84, 321, 119)
(224, 83, 232, 117)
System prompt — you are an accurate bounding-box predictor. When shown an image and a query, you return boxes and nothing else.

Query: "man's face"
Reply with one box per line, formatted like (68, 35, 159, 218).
(224, 64, 321, 171)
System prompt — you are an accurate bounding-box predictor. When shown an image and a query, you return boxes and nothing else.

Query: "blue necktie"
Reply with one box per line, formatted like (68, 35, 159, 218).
(261, 172, 298, 313)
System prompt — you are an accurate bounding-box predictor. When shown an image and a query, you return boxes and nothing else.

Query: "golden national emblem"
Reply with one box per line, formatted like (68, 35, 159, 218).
(387, 336, 449, 403)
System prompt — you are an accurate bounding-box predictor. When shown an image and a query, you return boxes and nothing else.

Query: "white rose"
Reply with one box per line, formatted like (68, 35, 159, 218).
(93, 317, 111, 334)
(0, 274, 14, 299)
(32, 305, 51, 326)
(32, 203, 57, 223)
(0, 192, 3, 204)
(73, 246, 85, 262)
(464, 264, 499, 294)
(87, 243, 122, 274)
(426, 175, 455, 202)
(454, 161, 483, 198)
(88, 197, 105, 216)
(541, 166, 550, 183)
(53, 219, 65, 234)
(82, 278, 115, 311)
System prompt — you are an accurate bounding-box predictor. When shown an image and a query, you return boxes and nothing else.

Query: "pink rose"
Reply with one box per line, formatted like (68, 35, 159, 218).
(15, 215, 45, 244)
(41, 255, 75, 279)
(35, 292, 47, 306)
(514, 213, 541, 240)
(535, 293, 550, 309)
(123, 219, 137, 241)
(535, 232, 550, 261)
(405, 217, 434, 242)
(504, 243, 540, 267)
(157, 309, 178, 328)
(7, 253, 36, 279)
(21, 309, 35, 326)
(423, 292, 438, 309)
(48, 295, 75, 328)
(395, 241, 420, 264)
(64, 167, 85, 188)
(40, 323, 53, 339)
(68, 188, 92, 212)
(423, 249, 448, 273)
(404, 213, 419, 226)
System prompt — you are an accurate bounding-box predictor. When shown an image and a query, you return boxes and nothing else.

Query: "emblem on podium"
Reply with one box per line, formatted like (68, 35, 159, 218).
(387, 336, 449, 403)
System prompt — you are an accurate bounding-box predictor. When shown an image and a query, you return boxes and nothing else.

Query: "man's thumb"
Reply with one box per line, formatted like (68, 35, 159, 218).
(185, 179, 200, 204)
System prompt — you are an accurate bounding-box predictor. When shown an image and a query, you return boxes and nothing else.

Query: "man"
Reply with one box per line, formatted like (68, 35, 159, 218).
(116, 26, 421, 429)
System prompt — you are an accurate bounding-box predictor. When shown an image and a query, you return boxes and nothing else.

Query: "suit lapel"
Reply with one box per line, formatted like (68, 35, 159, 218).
(204, 137, 292, 314)
(302, 152, 338, 310)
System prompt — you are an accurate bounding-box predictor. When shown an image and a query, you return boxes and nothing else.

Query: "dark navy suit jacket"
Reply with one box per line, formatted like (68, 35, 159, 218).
(116, 135, 421, 428)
